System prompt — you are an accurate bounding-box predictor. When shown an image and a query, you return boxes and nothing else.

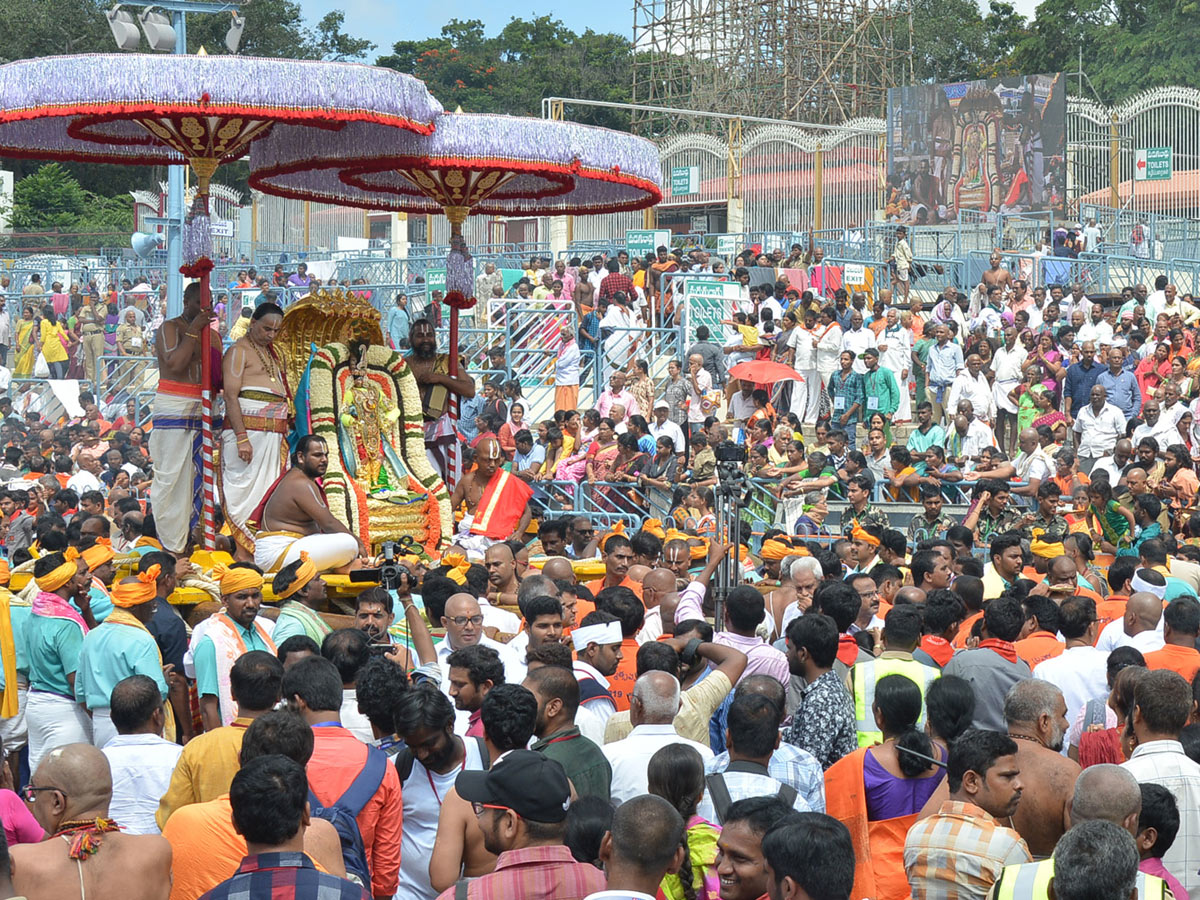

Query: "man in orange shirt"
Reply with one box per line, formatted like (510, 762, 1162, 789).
(1143, 597, 1200, 682)
(1094, 556, 1136, 638)
(1015, 595, 1065, 667)
(584, 533, 644, 602)
(595, 585, 644, 712)
(283, 655, 403, 899)
(161, 709, 347, 900)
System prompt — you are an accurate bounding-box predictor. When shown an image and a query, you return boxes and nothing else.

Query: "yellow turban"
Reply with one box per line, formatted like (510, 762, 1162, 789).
(81, 538, 115, 572)
(640, 519, 666, 540)
(111, 565, 160, 608)
(1031, 537, 1065, 559)
(760, 539, 811, 561)
(275, 551, 317, 600)
(850, 525, 881, 548)
(0, 558, 9, 587)
(599, 521, 627, 552)
(664, 528, 689, 544)
(689, 537, 710, 560)
(441, 552, 471, 586)
(213, 561, 264, 596)
(36, 548, 81, 592)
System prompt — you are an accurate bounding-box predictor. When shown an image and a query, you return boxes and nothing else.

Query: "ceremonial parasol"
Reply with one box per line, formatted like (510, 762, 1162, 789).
(727, 360, 804, 383)
(247, 112, 663, 485)
(0, 53, 443, 548)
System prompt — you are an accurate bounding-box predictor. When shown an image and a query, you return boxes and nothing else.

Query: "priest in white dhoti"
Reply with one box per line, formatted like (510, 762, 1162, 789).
(219, 303, 290, 557)
(149, 282, 212, 554)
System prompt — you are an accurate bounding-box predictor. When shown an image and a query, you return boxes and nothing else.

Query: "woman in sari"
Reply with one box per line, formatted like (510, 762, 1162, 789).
(584, 417, 620, 510)
(1030, 383, 1068, 434)
(1163, 355, 1195, 402)
(1135, 342, 1172, 403)
(498, 402, 525, 460)
(554, 411, 590, 493)
(1027, 332, 1064, 391)
(648, 744, 720, 900)
(12, 306, 36, 377)
(607, 432, 649, 515)
(638, 436, 678, 520)
(826, 674, 948, 900)
(743, 443, 778, 526)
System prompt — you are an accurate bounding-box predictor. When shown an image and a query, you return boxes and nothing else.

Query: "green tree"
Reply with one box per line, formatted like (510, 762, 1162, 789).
(10, 163, 133, 249)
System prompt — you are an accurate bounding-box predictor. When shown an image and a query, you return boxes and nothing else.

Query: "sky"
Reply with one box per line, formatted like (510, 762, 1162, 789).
(301, 0, 635, 54)
(300, 0, 1040, 59)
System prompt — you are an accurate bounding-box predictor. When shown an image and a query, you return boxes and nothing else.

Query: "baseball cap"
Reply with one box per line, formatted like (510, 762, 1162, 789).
(860, 347, 880, 359)
(455, 750, 571, 823)
(654, 399, 669, 409)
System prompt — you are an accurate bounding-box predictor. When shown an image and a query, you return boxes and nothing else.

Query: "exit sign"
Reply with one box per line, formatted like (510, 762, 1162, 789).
(1135, 147, 1172, 181)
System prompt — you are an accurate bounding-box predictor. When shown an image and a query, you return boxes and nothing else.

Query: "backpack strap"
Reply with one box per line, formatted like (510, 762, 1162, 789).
(455, 879, 470, 900)
(473, 736, 490, 769)
(777, 782, 798, 809)
(704, 773, 734, 825)
(337, 747, 388, 818)
(395, 747, 415, 783)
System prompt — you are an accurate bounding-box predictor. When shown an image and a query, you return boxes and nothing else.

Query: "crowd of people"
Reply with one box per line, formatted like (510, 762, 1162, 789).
(0, 237, 1199, 900)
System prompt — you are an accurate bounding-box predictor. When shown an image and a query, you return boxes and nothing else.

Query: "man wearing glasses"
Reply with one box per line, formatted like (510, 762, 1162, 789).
(435, 593, 526, 733)
(13, 742, 172, 900)
(447, 750, 606, 900)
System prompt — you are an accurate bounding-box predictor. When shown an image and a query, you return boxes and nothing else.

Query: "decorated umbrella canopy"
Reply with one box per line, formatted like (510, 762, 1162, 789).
(247, 112, 663, 485)
(0, 52, 443, 548)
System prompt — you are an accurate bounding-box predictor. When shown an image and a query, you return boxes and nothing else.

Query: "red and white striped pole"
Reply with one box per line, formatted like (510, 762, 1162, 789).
(200, 319, 216, 550)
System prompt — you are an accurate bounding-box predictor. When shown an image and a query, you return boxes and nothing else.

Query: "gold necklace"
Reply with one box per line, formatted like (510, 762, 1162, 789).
(249, 339, 281, 386)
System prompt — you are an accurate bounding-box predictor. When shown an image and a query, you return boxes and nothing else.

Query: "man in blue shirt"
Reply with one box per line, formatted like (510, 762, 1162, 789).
(1062, 341, 1103, 417)
(1096, 345, 1141, 420)
(926, 324, 964, 424)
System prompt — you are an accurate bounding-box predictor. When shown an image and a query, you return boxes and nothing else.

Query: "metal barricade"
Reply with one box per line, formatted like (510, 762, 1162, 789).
(96, 355, 158, 413)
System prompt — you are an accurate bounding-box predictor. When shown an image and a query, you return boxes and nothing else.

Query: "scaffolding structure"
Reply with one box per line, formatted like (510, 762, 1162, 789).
(631, 0, 913, 133)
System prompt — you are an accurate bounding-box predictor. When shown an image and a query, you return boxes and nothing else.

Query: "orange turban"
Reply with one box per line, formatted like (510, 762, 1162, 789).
(0, 558, 9, 587)
(689, 537, 710, 560)
(81, 538, 115, 572)
(760, 539, 810, 561)
(35, 548, 81, 592)
(640, 519, 666, 540)
(850, 525, 881, 547)
(441, 552, 471, 586)
(213, 561, 264, 596)
(599, 521, 627, 552)
(664, 528, 689, 544)
(111, 565, 160, 608)
(275, 551, 317, 600)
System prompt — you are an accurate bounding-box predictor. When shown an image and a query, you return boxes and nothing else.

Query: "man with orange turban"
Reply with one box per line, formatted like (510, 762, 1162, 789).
(75, 565, 171, 750)
(79, 534, 117, 624)
(270, 552, 331, 645)
(186, 562, 276, 732)
(24, 549, 93, 773)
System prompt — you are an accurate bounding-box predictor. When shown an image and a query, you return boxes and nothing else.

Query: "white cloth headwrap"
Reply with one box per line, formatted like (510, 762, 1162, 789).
(571, 621, 623, 651)
(1131, 569, 1167, 600)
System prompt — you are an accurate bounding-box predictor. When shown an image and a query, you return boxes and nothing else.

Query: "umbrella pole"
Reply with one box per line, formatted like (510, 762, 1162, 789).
(443, 206, 474, 493)
(188, 158, 219, 551)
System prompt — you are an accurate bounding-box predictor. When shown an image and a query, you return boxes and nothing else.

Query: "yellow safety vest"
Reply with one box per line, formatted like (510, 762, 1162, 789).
(852, 654, 940, 747)
(990, 857, 1169, 900)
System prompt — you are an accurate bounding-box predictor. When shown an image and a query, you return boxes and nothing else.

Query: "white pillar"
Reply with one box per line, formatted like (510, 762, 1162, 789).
(549, 216, 569, 258)
(727, 197, 744, 234)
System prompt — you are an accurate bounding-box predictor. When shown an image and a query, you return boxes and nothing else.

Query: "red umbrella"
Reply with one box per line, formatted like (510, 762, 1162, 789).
(728, 360, 803, 384)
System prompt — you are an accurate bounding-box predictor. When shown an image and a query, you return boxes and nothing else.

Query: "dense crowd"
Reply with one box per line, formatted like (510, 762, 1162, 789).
(1, 236, 1199, 900)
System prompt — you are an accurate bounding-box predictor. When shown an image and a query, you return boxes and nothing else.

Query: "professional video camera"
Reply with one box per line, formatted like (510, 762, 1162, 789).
(348, 539, 404, 591)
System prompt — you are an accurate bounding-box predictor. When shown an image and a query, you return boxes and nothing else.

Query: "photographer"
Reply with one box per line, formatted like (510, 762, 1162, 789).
(353, 557, 437, 674)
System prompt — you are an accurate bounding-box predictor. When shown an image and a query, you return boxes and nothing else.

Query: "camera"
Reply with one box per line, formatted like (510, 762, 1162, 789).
(714, 441, 747, 464)
(348, 540, 404, 591)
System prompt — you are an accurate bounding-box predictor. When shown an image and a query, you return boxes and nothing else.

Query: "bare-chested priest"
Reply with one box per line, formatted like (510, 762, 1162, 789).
(220, 302, 290, 559)
(252, 435, 366, 573)
(12, 742, 172, 900)
(449, 436, 532, 557)
(407, 318, 476, 484)
(149, 282, 214, 555)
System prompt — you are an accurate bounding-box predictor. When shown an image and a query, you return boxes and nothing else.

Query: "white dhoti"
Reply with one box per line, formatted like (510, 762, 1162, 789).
(91, 707, 116, 750)
(799, 369, 822, 424)
(148, 383, 203, 554)
(27, 690, 92, 774)
(0, 684, 28, 752)
(220, 391, 289, 555)
(894, 370, 912, 421)
(452, 514, 499, 559)
(253, 531, 359, 574)
(424, 413, 460, 487)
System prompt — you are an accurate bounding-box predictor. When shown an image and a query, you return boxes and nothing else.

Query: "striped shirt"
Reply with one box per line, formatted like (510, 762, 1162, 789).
(904, 800, 1032, 900)
(437, 845, 607, 900)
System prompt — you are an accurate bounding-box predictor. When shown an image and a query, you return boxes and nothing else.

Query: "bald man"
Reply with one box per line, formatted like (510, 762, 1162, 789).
(13, 743, 172, 900)
(1096, 590, 1167, 654)
(638, 568, 676, 644)
(448, 436, 532, 556)
(435, 593, 525, 733)
(541, 556, 576, 584)
(990, 764, 1177, 900)
(1003, 679, 1080, 857)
